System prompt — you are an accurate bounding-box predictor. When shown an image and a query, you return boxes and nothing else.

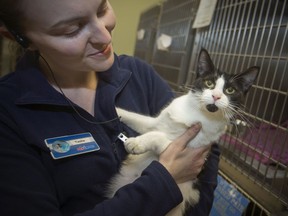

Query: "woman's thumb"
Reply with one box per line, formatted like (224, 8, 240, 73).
(176, 123, 202, 149)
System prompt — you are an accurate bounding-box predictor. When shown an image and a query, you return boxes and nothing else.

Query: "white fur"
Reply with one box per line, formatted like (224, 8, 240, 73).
(106, 84, 230, 215)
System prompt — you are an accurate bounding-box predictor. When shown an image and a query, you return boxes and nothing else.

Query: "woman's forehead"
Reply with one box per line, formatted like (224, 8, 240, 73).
(22, 0, 106, 29)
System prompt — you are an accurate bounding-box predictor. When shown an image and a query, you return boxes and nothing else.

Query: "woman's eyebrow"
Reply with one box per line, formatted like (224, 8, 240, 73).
(50, 0, 107, 28)
(50, 17, 83, 29)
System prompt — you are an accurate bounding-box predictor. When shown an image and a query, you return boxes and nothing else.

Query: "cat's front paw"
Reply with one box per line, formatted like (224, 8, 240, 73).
(124, 138, 147, 154)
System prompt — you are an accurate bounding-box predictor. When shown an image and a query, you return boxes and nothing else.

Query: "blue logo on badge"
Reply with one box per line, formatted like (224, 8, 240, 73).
(51, 140, 70, 153)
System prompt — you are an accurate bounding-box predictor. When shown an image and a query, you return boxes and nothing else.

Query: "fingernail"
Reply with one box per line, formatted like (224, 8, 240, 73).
(193, 122, 201, 131)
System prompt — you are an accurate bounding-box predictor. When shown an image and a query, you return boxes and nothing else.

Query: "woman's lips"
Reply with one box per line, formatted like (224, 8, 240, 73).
(89, 44, 112, 57)
(101, 44, 112, 55)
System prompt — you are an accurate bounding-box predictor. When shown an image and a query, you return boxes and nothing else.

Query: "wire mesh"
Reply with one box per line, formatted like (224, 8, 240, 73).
(150, 0, 200, 90)
(133, 5, 161, 63)
(186, 0, 288, 214)
(218, 171, 270, 216)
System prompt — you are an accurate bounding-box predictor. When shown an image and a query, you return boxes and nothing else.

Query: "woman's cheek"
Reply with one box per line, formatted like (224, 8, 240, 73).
(51, 39, 86, 57)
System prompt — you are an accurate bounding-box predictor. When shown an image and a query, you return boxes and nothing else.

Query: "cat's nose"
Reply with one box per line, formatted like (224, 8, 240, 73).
(212, 95, 221, 101)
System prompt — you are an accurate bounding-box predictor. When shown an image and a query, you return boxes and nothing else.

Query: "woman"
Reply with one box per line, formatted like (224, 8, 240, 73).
(0, 0, 220, 215)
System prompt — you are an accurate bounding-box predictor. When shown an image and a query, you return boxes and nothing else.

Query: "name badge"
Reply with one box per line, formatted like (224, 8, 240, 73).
(45, 133, 100, 159)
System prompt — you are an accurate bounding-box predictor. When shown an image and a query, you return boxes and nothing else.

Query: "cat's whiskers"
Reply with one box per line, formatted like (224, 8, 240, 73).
(229, 103, 249, 123)
(222, 108, 233, 120)
(183, 85, 192, 90)
(236, 111, 255, 134)
(198, 96, 209, 110)
(226, 103, 255, 135)
(221, 105, 246, 136)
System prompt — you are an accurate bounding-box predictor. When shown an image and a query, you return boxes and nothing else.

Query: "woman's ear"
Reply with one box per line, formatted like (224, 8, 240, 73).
(0, 22, 37, 50)
(0, 25, 15, 40)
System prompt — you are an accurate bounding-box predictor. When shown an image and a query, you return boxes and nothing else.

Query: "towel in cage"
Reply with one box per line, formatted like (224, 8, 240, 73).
(221, 120, 288, 166)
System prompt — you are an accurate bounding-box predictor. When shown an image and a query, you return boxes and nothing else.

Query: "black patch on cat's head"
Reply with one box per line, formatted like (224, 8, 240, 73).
(230, 66, 259, 95)
(191, 48, 259, 114)
(223, 67, 259, 110)
(194, 48, 259, 90)
(192, 48, 222, 93)
(196, 48, 215, 78)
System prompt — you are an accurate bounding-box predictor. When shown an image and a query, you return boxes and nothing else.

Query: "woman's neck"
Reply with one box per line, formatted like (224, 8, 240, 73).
(39, 56, 98, 90)
(38, 56, 98, 116)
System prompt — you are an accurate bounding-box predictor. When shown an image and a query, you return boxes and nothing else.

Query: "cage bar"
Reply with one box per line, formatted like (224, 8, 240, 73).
(186, 0, 288, 214)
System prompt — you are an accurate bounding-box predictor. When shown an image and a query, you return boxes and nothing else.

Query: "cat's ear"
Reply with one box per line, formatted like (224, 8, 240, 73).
(197, 48, 215, 77)
(237, 66, 259, 94)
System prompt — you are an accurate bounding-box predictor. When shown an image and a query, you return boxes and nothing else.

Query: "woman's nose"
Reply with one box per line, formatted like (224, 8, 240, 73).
(89, 18, 112, 45)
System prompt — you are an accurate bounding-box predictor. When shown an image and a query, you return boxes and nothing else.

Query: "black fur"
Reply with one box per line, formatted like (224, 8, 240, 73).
(192, 49, 259, 111)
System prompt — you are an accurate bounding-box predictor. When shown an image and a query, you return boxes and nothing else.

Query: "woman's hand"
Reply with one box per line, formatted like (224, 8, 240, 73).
(159, 123, 211, 184)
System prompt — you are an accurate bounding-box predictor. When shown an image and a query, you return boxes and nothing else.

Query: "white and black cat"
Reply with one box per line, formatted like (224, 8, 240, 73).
(107, 49, 259, 216)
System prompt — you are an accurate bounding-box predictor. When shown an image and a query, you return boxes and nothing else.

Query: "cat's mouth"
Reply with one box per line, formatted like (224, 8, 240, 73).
(206, 104, 219, 112)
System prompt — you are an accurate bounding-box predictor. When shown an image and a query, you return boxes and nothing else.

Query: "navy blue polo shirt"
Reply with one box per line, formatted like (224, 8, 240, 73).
(0, 52, 219, 216)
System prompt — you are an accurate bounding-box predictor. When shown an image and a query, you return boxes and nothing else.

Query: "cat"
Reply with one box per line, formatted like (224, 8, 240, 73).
(106, 48, 259, 216)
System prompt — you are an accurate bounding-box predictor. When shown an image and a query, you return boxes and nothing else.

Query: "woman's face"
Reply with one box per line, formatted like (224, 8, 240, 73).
(23, 0, 116, 74)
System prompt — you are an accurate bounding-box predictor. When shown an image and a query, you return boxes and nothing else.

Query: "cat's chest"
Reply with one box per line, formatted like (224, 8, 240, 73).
(186, 117, 226, 147)
(201, 119, 226, 134)
(168, 105, 225, 129)
(157, 109, 226, 140)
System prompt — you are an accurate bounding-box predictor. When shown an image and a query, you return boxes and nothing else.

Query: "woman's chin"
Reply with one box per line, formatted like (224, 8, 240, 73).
(88, 52, 115, 72)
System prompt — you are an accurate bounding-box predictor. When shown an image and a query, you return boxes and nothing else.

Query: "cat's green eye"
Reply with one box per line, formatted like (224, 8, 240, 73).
(225, 87, 235, 94)
(205, 80, 215, 89)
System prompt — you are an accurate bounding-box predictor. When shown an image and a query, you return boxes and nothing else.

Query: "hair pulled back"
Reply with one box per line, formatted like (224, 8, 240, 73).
(0, 0, 25, 32)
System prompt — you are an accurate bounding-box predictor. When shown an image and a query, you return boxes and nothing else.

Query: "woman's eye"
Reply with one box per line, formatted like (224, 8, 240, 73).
(225, 87, 236, 94)
(64, 25, 82, 37)
(65, 29, 80, 37)
(205, 80, 215, 89)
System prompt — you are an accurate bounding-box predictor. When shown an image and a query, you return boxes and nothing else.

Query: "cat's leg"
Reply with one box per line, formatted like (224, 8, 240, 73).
(106, 154, 153, 198)
(178, 181, 200, 207)
(166, 181, 200, 216)
(125, 131, 171, 155)
(116, 108, 157, 134)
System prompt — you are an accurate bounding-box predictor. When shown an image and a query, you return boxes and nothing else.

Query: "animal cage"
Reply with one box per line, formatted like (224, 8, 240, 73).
(134, 5, 161, 63)
(135, 0, 288, 214)
(185, 0, 288, 215)
(150, 0, 200, 90)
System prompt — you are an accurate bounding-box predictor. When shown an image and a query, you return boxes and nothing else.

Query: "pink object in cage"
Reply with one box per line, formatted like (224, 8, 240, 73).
(221, 120, 288, 165)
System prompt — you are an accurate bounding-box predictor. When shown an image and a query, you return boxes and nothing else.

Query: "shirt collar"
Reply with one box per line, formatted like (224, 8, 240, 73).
(14, 52, 131, 106)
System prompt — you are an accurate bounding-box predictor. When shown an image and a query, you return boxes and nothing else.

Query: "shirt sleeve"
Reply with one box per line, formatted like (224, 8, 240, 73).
(0, 113, 61, 216)
(78, 161, 183, 216)
(0, 112, 183, 216)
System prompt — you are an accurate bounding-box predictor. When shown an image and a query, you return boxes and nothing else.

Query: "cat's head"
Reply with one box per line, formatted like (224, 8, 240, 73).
(192, 48, 259, 118)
